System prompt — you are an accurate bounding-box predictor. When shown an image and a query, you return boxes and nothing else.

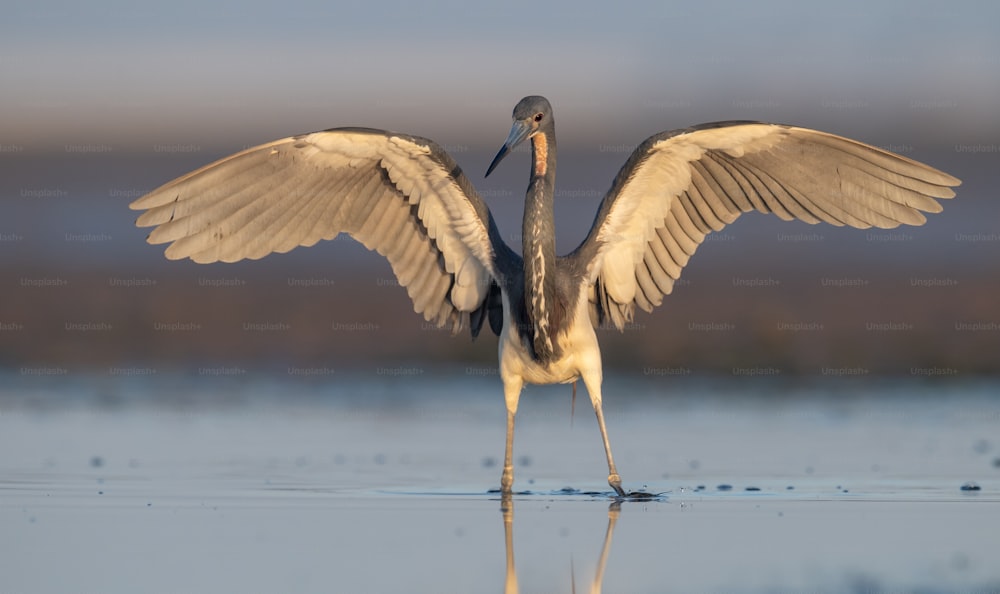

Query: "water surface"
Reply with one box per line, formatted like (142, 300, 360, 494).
(2, 376, 999, 593)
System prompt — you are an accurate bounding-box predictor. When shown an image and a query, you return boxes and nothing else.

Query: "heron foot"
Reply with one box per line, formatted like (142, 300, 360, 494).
(608, 473, 625, 497)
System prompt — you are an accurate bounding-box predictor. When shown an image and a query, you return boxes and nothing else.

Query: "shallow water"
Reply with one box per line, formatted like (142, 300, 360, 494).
(2, 376, 999, 593)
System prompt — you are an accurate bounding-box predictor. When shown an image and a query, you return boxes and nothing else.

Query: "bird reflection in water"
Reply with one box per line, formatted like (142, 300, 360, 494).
(501, 494, 621, 594)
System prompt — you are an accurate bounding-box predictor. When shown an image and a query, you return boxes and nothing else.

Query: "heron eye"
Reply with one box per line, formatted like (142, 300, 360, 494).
(533, 113, 544, 122)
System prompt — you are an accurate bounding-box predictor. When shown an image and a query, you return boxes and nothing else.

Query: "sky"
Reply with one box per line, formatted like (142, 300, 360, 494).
(2, 0, 998, 151)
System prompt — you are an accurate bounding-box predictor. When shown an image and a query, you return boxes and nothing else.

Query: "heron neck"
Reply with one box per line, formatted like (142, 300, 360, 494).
(523, 130, 557, 250)
(522, 130, 560, 360)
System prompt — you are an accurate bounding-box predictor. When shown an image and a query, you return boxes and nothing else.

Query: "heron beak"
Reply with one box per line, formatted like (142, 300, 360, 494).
(486, 120, 532, 177)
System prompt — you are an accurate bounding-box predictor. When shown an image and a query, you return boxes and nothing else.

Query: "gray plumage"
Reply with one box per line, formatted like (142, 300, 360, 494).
(131, 95, 960, 496)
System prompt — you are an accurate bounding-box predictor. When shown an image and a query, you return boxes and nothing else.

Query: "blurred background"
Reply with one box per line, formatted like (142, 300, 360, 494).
(2, 0, 998, 386)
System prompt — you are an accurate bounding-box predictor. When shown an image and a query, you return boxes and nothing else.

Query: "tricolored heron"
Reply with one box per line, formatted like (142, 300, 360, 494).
(131, 95, 959, 496)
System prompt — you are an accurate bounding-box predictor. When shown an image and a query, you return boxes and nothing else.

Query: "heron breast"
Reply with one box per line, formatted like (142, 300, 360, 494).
(499, 291, 601, 386)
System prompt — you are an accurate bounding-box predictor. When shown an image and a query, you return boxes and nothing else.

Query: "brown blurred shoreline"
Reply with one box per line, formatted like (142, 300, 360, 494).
(4, 263, 998, 378)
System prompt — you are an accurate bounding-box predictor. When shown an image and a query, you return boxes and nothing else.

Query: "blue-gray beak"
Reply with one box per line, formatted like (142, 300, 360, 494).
(486, 120, 532, 177)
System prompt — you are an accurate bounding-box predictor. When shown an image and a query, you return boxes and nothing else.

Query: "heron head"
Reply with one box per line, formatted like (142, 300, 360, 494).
(486, 96, 553, 177)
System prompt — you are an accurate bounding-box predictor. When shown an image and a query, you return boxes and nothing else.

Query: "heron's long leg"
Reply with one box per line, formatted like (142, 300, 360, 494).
(502, 409, 516, 493)
(582, 373, 625, 496)
(501, 374, 524, 494)
(594, 404, 625, 496)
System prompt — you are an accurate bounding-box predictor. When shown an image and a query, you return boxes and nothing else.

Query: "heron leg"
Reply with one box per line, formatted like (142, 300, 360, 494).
(502, 409, 516, 493)
(501, 375, 523, 494)
(582, 373, 625, 497)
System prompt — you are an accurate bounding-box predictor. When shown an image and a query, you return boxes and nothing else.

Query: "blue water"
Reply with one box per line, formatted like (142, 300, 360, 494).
(2, 375, 999, 593)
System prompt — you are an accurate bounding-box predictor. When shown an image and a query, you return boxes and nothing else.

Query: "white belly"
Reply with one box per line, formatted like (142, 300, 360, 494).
(498, 290, 603, 386)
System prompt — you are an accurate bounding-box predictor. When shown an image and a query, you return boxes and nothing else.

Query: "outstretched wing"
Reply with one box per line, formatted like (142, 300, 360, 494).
(565, 122, 961, 329)
(131, 127, 505, 334)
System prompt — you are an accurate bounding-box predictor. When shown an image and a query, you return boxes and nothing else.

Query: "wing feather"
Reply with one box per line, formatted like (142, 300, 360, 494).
(566, 122, 960, 330)
(641, 253, 673, 302)
(633, 261, 656, 311)
(690, 164, 739, 224)
(698, 153, 753, 211)
(648, 232, 682, 281)
(668, 196, 705, 248)
(132, 128, 505, 333)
